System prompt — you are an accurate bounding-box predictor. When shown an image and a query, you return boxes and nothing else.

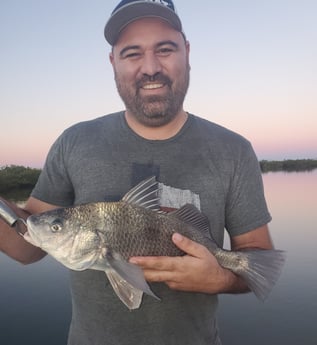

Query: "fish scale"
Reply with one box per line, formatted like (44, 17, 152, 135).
(100, 202, 187, 259)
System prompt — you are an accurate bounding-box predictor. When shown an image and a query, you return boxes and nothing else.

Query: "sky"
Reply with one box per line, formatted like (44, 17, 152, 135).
(0, 0, 316, 168)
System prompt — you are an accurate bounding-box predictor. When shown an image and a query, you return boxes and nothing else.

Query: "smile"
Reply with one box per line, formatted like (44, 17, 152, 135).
(142, 83, 164, 90)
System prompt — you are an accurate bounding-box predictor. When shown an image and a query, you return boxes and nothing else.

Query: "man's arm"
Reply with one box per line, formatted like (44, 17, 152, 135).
(219, 224, 273, 294)
(129, 225, 273, 295)
(0, 196, 58, 264)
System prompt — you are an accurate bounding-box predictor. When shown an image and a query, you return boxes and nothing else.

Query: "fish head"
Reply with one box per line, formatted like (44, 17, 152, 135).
(25, 206, 103, 270)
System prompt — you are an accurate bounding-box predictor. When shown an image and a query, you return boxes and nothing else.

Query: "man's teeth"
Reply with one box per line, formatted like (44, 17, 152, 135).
(142, 83, 163, 90)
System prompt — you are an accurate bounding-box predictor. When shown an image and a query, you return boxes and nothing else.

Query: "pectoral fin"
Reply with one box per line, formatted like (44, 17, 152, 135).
(105, 268, 144, 310)
(105, 253, 160, 310)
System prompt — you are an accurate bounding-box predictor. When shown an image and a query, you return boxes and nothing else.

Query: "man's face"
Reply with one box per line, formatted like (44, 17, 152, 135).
(110, 18, 190, 127)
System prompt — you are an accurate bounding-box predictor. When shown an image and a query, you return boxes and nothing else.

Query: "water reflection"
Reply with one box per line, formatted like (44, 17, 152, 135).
(219, 171, 317, 345)
(0, 255, 71, 345)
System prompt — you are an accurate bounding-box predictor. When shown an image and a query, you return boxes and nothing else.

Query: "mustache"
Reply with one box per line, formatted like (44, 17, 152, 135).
(136, 73, 172, 88)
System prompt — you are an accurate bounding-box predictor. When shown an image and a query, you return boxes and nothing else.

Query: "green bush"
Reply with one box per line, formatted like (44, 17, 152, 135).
(260, 159, 317, 173)
(0, 165, 41, 200)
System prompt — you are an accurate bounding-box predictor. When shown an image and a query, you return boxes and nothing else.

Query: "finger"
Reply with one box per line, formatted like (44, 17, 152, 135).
(129, 255, 178, 270)
(172, 233, 209, 258)
(142, 268, 176, 283)
(129, 256, 181, 283)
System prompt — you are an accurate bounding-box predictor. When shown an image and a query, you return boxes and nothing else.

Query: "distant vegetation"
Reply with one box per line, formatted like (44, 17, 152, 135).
(0, 161, 316, 200)
(0, 165, 41, 200)
(260, 159, 317, 173)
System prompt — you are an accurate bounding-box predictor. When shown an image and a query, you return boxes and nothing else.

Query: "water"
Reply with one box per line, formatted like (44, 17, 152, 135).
(0, 171, 316, 344)
(218, 171, 317, 344)
(0, 257, 71, 344)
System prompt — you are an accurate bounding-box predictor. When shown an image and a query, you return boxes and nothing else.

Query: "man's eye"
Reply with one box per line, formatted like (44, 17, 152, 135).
(160, 48, 172, 53)
(157, 47, 174, 56)
(123, 52, 141, 59)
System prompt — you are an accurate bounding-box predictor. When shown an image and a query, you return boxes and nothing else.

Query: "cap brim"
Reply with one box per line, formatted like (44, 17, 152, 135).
(104, 2, 182, 45)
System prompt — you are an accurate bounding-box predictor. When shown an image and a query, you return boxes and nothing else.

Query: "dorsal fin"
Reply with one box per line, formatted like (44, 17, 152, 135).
(170, 204, 211, 236)
(122, 176, 160, 211)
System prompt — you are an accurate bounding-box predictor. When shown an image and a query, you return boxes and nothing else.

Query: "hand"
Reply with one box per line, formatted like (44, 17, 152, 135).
(129, 233, 230, 294)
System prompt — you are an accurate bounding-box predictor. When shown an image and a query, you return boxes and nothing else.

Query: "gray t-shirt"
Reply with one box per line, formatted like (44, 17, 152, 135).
(32, 112, 271, 345)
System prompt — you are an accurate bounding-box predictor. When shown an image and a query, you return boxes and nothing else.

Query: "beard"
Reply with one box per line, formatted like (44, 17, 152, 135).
(114, 66, 190, 127)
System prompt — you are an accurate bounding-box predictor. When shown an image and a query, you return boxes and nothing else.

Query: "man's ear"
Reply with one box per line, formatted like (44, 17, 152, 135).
(109, 51, 114, 66)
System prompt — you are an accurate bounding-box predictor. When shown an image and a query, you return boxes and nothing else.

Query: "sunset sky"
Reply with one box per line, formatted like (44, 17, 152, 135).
(1, 0, 316, 168)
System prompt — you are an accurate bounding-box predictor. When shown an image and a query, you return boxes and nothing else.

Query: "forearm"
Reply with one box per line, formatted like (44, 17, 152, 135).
(0, 198, 46, 264)
(217, 267, 250, 295)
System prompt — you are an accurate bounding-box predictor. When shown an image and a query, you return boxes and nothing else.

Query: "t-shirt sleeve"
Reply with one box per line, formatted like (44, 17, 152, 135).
(31, 132, 75, 206)
(225, 141, 271, 236)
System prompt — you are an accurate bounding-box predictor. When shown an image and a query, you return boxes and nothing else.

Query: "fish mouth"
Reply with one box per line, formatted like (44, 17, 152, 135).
(24, 218, 42, 247)
(23, 229, 42, 247)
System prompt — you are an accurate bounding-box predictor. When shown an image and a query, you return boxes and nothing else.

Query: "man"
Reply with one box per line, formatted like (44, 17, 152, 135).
(0, 1, 274, 344)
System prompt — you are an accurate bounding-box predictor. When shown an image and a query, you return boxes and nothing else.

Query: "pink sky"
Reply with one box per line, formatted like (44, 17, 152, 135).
(1, 1, 316, 168)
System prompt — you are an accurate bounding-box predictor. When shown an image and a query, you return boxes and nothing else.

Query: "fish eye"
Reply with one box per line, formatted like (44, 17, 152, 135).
(50, 219, 63, 233)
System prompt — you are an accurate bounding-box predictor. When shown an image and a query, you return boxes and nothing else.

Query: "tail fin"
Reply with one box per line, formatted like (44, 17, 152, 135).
(236, 249, 286, 300)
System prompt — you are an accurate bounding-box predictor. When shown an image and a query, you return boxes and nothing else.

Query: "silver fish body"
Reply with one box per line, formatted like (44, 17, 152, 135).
(25, 177, 285, 309)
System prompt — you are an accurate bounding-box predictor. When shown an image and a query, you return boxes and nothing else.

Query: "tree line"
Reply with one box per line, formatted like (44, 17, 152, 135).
(0, 160, 316, 200)
(260, 159, 317, 173)
(0, 165, 41, 200)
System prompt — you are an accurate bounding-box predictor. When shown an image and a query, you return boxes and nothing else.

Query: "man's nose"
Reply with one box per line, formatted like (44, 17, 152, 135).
(140, 52, 162, 76)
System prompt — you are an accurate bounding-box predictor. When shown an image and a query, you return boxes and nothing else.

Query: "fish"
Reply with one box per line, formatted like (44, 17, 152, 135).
(24, 177, 285, 310)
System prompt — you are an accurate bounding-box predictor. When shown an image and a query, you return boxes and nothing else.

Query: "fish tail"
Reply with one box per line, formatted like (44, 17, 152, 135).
(216, 248, 286, 300)
(234, 249, 286, 300)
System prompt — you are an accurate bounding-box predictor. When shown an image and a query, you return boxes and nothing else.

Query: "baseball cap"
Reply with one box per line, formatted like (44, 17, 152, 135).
(104, 0, 183, 45)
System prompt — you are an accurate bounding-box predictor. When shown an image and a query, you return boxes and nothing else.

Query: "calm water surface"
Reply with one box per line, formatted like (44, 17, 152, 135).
(0, 171, 316, 344)
(219, 171, 317, 344)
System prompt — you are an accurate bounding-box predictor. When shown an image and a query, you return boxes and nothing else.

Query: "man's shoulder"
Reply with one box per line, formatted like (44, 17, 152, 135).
(70, 111, 122, 130)
(189, 113, 251, 147)
(61, 112, 123, 138)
